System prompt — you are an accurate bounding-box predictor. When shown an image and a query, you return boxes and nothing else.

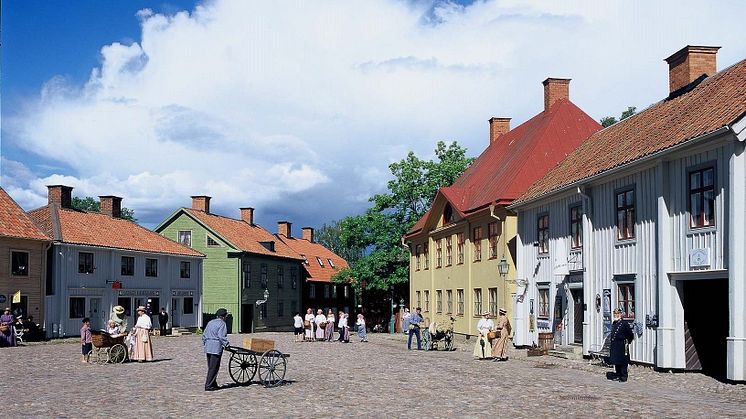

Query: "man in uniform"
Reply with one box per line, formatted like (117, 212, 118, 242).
(492, 308, 512, 361)
(158, 307, 169, 336)
(202, 308, 230, 391)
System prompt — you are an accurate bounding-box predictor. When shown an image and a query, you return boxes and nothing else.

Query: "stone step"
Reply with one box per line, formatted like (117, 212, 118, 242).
(548, 348, 584, 361)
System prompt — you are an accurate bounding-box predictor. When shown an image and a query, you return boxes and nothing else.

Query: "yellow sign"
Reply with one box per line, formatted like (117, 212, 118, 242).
(12, 290, 21, 304)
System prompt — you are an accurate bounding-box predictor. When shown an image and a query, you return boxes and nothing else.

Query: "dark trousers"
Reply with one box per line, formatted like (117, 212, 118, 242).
(338, 327, 345, 341)
(614, 363, 628, 379)
(160, 324, 167, 336)
(205, 353, 222, 389)
(408, 328, 421, 350)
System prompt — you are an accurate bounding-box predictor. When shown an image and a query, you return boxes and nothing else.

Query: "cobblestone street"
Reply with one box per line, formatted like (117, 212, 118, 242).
(3, 332, 745, 418)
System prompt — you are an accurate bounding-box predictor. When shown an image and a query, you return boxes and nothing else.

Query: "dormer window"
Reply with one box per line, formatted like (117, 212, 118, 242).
(443, 204, 453, 224)
(207, 236, 220, 246)
(316, 257, 324, 267)
(301, 255, 309, 265)
(260, 241, 276, 252)
(327, 258, 335, 268)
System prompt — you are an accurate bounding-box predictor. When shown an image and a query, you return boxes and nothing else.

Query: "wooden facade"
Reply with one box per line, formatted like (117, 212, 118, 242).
(0, 237, 48, 322)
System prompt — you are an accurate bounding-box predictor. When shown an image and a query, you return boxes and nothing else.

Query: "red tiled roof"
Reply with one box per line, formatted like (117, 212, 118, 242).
(27, 205, 202, 257)
(0, 188, 49, 241)
(277, 236, 349, 282)
(185, 209, 303, 260)
(515, 59, 746, 206)
(406, 99, 600, 237)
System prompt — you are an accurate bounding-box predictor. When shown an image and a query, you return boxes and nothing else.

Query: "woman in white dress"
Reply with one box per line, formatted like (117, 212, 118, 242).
(131, 306, 153, 361)
(304, 308, 315, 341)
(314, 309, 327, 341)
(473, 311, 494, 359)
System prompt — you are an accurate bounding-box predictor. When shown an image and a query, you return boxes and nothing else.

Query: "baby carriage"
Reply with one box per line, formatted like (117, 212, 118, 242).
(89, 331, 129, 364)
(423, 317, 456, 351)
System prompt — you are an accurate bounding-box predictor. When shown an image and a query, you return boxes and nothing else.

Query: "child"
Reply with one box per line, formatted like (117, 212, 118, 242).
(107, 320, 121, 337)
(293, 312, 303, 342)
(356, 314, 368, 342)
(80, 318, 92, 363)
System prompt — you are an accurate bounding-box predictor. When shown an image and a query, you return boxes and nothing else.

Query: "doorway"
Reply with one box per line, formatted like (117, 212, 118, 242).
(89, 298, 103, 330)
(241, 304, 254, 333)
(683, 279, 728, 377)
(171, 298, 181, 328)
(570, 288, 583, 344)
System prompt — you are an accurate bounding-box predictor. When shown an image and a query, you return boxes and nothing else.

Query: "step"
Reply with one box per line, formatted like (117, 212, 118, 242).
(548, 348, 584, 361)
(555, 344, 583, 355)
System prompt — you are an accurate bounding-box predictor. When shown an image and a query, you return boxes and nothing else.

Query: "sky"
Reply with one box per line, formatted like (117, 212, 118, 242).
(2, 0, 745, 231)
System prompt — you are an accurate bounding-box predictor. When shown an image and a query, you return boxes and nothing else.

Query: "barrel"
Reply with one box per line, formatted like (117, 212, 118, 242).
(538, 332, 554, 351)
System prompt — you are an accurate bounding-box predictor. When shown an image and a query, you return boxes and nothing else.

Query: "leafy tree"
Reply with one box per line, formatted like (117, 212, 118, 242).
(315, 220, 363, 264)
(332, 140, 473, 291)
(72, 196, 137, 222)
(600, 106, 637, 128)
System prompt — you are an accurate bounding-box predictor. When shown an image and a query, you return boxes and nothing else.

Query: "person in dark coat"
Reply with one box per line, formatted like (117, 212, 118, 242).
(609, 309, 635, 382)
(158, 308, 169, 336)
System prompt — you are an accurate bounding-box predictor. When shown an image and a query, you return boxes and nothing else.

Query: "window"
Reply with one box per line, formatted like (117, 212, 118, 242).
(445, 236, 452, 266)
(316, 257, 324, 267)
(328, 258, 335, 268)
(324, 284, 330, 298)
(344, 286, 349, 298)
(180, 261, 191, 279)
(457, 233, 465, 264)
(616, 188, 635, 240)
(538, 288, 550, 318)
(436, 290, 443, 313)
(457, 289, 464, 315)
(178, 230, 192, 247)
(415, 245, 421, 270)
(11, 251, 29, 276)
(277, 266, 284, 288)
(301, 255, 309, 265)
(259, 302, 267, 320)
(207, 236, 220, 246)
(278, 301, 284, 317)
(689, 167, 715, 228)
(261, 264, 268, 288)
(242, 262, 251, 288)
(423, 244, 430, 270)
(617, 283, 635, 320)
(473, 288, 482, 315)
(145, 258, 158, 277)
(121, 256, 134, 276)
(537, 215, 549, 254)
(446, 290, 453, 314)
(291, 267, 298, 289)
(488, 222, 498, 259)
(78, 252, 94, 274)
(416, 291, 421, 309)
(424, 290, 430, 312)
(184, 297, 194, 314)
(443, 203, 453, 224)
(69, 297, 85, 319)
(570, 205, 583, 249)
(309, 284, 316, 299)
(488, 287, 498, 315)
(473, 227, 483, 262)
(435, 239, 443, 268)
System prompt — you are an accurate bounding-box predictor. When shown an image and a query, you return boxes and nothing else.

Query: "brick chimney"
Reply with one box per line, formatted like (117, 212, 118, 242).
(191, 196, 211, 213)
(302, 227, 314, 243)
(488, 117, 511, 144)
(99, 196, 122, 218)
(542, 78, 571, 112)
(47, 185, 73, 208)
(664, 45, 720, 94)
(277, 221, 291, 237)
(240, 207, 254, 225)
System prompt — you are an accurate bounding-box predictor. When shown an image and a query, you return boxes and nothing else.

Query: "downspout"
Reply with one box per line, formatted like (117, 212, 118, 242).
(40, 241, 51, 337)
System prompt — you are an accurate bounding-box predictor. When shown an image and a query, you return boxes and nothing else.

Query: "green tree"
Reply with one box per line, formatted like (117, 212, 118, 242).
(72, 196, 137, 222)
(333, 140, 473, 291)
(315, 220, 363, 264)
(600, 106, 637, 128)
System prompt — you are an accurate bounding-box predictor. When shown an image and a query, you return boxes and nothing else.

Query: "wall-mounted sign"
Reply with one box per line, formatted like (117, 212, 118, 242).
(118, 290, 160, 297)
(537, 319, 550, 330)
(172, 290, 194, 297)
(689, 248, 710, 268)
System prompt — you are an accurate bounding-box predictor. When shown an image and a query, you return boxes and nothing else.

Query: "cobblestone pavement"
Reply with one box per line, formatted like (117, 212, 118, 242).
(2, 332, 744, 418)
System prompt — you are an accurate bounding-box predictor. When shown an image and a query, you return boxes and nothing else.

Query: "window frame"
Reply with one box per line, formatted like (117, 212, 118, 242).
(446, 289, 453, 314)
(423, 244, 430, 270)
(145, 258, 158, 277)
(488, 287, 498, 316)
(537, 214, 549, 255)
(457, 232, 465, 265)
(488, 222, 498, 259)
(177, 230, 192, 247)
(473, 288, 482, 316)
(183, 297, 194, 314)
(69, 297, 86, 319)
(569, 204, 583, 249)
(472, 227, 483, 262)
(277, 265, 284, 288)
(309, 283, 316, 299)
(121, 256, 134, 276)
(10, 250, 30, 277)
(436, 289, 443, 313)
(424, 290, 430, 312)
(435, 239, 442, 268)
(260, 264, 268, 289)
(415, 244, 421, 271)
(242, 261, 251, 289)
(291, 267, 298, 289)
(456, 289, 464, 316)
(78, 252, 94, 274)
(445, 236, 452, 266)
(615, 186, 636, 241)
(416, 291, 421, 310)
(316, 256, 324, 267)
(206, 235, 221, 247)
(179, 261, 191, 279)
(617, 282, 636, 321)
(688, 165, 716, 229)
(538, 287, 550, 319)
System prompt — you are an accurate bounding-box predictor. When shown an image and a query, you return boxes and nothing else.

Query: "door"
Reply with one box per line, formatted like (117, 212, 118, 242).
(683, 279, 728, 377)
(571, 289, 583, 344)
(89, 298, 102, 330)
(171, 298, 181, 327)
(241, 304, 253, 333)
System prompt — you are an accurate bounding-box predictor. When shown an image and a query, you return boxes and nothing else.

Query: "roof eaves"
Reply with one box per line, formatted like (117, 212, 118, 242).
(182, 209, 241, 251)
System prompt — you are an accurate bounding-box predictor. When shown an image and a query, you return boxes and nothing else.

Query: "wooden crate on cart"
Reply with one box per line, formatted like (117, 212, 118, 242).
(243, 337, 275, 352)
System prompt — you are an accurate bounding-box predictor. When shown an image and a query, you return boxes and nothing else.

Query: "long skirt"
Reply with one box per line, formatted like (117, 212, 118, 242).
(315, 323, 325, 340)
(131, 328, 153, 361)
(357, 324, 368, 341)
(491, 330, 509, 358)
(325, 321, 334, 340)
(304, 325, 313, 340)
(473, 332, 490, 359)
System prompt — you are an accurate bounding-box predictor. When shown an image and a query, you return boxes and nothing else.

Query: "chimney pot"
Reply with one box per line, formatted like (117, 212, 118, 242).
(47, 185, 73, 208)
(542, 78, 571, 112)
(278, 221, 292, 237)
(240, 207, 254, 225)
(664, 45, 720, 94)
(99, 196, 122, 218)
(191, 196, 211, 213)
(488, 117, 511, 144)
(302, 227, 315, 243)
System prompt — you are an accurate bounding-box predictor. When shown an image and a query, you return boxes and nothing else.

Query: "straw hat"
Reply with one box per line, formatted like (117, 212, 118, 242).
(498, 308, 507, 315)
(482, 311, 491, 316)
(113, 305, 125, 315)
(136, 306, 147, 313)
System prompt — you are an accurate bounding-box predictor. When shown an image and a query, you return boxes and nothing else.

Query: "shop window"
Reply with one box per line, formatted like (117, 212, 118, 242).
(178, 230, 192, 247)
(11, 251, 29, 276)
(472, 227, 483, 262)
(69, 297, 85, 319)
(537, 215, 549, 254)
(446, 236, 452, 266)
(79, 252, 94, 274)
(570, 205, 583, 249)
(184, 297, 194, 314)
(243, 262, 251, 288)
(121, 256, 134, 276)
(538, 288, 550, 318)
(457, 289, 464, 315)
(617, 283, 635, 320)
(145, 258, 158, 277)
(473, 288, 482, 315)
(689, 167, 715, 228)
(616, 188, 635, 240)
(488, 287, 497, 316)
(180, 261, 191, 279)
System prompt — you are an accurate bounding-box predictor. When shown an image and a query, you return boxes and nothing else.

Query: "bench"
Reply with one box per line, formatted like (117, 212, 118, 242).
(588, 335, 611, 366)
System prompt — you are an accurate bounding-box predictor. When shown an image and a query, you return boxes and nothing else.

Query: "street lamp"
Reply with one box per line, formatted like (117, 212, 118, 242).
(498, 257, 510, 277)
(255, 289, 269, 306)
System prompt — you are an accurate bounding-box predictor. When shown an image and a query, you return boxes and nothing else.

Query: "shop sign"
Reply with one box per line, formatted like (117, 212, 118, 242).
(689, 248, 710, 268)
(118, 290, 160, 297)
(172, 290, 194, 297)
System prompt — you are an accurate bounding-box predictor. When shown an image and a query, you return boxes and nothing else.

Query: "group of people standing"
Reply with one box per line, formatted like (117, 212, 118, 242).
(79, 305, 154, 363)
(294, 308, 368, 343)
(473, 309, 512, 361)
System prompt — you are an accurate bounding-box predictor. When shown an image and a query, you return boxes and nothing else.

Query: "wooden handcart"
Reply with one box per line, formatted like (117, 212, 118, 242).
(90, 331, 128, 364)
(225, 338, 289, 387)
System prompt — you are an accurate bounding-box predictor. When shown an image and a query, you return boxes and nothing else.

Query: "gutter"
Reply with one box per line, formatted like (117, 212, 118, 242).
(509, 126, 731, 209)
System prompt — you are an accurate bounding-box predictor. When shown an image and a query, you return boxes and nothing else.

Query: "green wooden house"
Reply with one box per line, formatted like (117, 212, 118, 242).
(156, 196, 303, 332)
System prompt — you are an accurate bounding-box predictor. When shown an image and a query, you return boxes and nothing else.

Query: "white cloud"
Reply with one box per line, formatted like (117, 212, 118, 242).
(4, 0, 746, 227)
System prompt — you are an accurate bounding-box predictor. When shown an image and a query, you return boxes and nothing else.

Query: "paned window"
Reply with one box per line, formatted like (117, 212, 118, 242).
(316, 257, 324, 267)
(570, 205, 583, 249)
(145, 258, 158, 277)
(473, 227, 483, 261)
(436, 290, 443, 313)
(473, 288, 482, 315)
(424, 290, 430, 312)
(121, 256, 134, 276)
(443, 204, 453, 224)
(435, 239, 443, 268)
(79, 252, 94, 274)
(309, 283, 316, 299)
(259, 302, 267, 320)
(290, 267, 298, 289)
(180, 261, 191, 279)
(207, 236, 220, 246)
(456, 289, 464, 315)
(69, 297, 86, 319)
(423, 244, 430, 270)
(332, 285, 338, 298)
(488, 222, 498, 259)
(446, 290, 453, 314)
(617, 283, 635, 320)
(537, 215, 549, 254)
(616, 188, 635, 240)
(184, 297, 194, 314)
(445, 236, 452, 266)
(242, 262, 251, 288)
(260, 264, 268, 288)
(328, 259, 335, 268)
(415, 245, 421, 270)
(416, 291, 421, 309)
(538, 288, 550, 318)
(11, 251, 29, 276)
(324, 284, 330, 298)
(457, 233, 465, 264)
(277, 266, 284, 288)
(689, 167, 715, 228)
(178, 230, 192, 247)
(488, 287, 498, 315)
(278, 301, 284, 317)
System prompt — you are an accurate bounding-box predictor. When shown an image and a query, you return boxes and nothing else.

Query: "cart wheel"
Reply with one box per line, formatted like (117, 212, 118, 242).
(229, 352, 257, 385)
(87, 350, 99, 364)
(110, 344, 127, 363)
(258, 350, 287, 387)
(444, 337, 453, 351)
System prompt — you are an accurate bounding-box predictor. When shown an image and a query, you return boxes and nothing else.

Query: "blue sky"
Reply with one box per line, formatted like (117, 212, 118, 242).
(2, 0, 745, 231)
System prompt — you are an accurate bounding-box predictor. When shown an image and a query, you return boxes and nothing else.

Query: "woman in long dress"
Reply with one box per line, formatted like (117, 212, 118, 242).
(131, 306, 153, 362)
(304, 308, 315, 341)
(473, 311, 494, 359)
(325, 309, 335, 341)
(314, 309, 326, 341)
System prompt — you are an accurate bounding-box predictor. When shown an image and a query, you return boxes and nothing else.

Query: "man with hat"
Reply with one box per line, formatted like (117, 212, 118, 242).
(491, 308, 512, 361)
(202, 308, 230, 391)
(608, 308, 634, 382)
(473, 311, 495, 359)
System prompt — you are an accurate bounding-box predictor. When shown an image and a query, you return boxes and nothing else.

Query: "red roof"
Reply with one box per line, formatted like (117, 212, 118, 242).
(185, 209, 303, 260)
(0, 188, 49, 241)
(28, 205, 202, 257)
(277, 236, 349, 282)
(407, 99, 600, 237)
(516, 58, 746, 206)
